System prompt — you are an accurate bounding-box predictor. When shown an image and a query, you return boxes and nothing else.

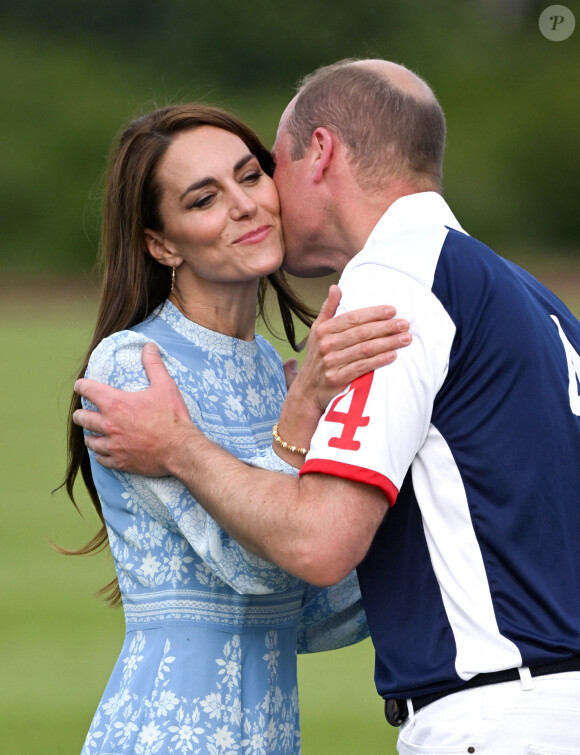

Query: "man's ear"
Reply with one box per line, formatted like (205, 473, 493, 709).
(310, 127, 335, 183)
(144, 230, 181, 268)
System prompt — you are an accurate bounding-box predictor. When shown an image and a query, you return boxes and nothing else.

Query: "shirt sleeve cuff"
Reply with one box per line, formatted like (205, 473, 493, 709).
(300, 458, 398, 505)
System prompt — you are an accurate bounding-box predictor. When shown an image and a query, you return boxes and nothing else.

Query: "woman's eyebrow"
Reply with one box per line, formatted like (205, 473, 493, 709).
(179, 154, 255, 202)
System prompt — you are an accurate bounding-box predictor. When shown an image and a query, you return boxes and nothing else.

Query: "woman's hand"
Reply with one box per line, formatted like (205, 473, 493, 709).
(283, 358, 299, 390)
(297, 284, 410, 412)
(273, 285, 411, 467)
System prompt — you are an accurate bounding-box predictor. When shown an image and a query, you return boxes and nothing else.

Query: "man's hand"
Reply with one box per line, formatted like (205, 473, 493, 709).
(73, 343, 193, 476)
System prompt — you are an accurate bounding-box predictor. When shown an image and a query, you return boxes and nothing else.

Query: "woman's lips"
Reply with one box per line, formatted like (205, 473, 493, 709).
(234, 225, 272, 245)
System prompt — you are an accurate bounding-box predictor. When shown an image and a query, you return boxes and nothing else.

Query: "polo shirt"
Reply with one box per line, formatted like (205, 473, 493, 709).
(300, 191, 580, 699)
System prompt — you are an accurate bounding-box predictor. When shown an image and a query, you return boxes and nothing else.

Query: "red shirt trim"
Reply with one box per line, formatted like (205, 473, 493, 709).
(299, 458, 398, 507)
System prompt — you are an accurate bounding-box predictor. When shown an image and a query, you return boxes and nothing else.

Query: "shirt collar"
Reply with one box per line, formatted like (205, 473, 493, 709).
(349, 192, 464, 270)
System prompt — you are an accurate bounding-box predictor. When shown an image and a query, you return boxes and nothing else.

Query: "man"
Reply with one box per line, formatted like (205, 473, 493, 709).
(74, 59, 580, 752)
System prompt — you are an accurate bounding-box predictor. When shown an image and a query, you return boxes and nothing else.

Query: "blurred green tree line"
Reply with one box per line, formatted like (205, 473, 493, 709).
(1, 0, 578, 275)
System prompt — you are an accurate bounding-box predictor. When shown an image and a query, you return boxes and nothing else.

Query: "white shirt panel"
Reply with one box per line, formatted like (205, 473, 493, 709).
(305, 261, 456, 498)
(412, 425, 523, 679)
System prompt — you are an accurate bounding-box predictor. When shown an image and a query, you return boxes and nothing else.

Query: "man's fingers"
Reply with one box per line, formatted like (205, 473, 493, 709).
(83, 433, 124, 470)
(84, 435, 118, 469)
(142, 343, 191, 421)
(84, 433, 107, 454)
(93, 453, 117, 469)
(72, 407, 106, 434)
(74, 377, 125, 409)
(141, 343, 172, 385)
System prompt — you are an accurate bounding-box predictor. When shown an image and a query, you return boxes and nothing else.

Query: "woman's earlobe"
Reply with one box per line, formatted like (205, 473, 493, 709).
(144, 231, 183, 270)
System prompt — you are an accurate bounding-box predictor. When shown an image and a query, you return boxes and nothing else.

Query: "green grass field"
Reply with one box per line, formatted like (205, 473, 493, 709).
(3, 267, 578, 754)
(0, 280, 396, 754)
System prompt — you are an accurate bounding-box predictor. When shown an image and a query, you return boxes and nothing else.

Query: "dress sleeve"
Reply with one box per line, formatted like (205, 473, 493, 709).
(245, 445, 300, 476)
(84, 331, 300, 596)
(296, 571, 369, 653)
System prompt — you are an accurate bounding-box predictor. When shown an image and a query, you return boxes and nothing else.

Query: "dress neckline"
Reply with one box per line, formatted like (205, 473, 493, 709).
(156, 299, 259, 358)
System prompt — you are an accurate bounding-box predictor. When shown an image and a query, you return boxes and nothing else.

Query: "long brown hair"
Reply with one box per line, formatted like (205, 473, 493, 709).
(61, 104, 316, 605)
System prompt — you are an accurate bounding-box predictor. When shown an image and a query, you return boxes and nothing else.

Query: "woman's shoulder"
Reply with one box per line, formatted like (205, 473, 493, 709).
(86, 329, 154, 386)
(255, 333, 284, 365)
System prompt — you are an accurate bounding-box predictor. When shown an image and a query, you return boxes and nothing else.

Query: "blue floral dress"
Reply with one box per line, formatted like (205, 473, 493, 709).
(81, 301, 368, 755)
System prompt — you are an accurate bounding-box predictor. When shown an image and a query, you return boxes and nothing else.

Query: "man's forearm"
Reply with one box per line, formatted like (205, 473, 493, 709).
(164, 421, 388, 586)
(164, 423, 322, 577)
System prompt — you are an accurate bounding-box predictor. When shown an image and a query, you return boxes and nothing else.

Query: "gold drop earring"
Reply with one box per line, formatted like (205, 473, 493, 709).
(170, 263, 176, 296)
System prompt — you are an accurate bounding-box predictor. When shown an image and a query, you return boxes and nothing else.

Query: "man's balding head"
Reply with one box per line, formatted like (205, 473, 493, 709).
(352, 59, 436, 101)
(283, 58, 446, 192)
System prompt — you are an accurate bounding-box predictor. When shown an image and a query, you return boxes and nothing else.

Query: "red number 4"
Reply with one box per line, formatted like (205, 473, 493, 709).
(325, 371, 374, 451)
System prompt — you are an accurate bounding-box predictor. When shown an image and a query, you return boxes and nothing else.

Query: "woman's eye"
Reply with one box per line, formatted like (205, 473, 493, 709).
(191, 193, 214, 209)
(242, 170, 262, 184)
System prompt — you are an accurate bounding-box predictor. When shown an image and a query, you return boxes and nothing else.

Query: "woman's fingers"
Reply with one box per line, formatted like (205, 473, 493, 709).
(315, 315, 410, 356)
(314, 284, 343, 325)
(319, 331, 411, 387)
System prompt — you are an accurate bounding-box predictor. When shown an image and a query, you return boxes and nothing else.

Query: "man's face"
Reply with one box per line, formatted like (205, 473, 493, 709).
(272, 117, 336, 278)
(271, 124, 310, 275)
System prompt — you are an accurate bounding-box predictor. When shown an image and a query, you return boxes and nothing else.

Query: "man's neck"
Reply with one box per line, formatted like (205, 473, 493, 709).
(336, 183, 424, 271)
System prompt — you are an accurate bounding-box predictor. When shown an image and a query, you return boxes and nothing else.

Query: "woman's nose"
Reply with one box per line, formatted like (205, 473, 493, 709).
(230, 187, 258, 219)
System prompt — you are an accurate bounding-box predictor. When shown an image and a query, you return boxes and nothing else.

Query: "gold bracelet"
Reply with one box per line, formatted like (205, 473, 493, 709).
(272, 423, 309, 456)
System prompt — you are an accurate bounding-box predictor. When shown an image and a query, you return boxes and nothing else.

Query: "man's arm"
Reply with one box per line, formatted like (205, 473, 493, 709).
(77, 352, 388, 587)
(162, 422, 389, 586)
(73, 290, 402, 581)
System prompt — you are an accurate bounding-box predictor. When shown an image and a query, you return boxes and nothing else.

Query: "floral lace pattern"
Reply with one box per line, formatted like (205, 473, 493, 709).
(81, 302, 368, 754)
(82, 631, 301, 754)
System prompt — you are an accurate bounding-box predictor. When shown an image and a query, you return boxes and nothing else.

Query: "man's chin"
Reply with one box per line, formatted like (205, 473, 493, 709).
(281, 256, 335, 279)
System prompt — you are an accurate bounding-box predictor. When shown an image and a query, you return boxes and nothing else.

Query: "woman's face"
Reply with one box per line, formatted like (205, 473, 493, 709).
(150, 126, 284, 286)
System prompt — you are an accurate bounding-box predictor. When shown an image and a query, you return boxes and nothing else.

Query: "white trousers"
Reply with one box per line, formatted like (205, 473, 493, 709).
(396, 671, 580, 754)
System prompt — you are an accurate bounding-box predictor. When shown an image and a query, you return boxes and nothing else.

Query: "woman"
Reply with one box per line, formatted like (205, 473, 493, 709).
(63, 104, 403, 754)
